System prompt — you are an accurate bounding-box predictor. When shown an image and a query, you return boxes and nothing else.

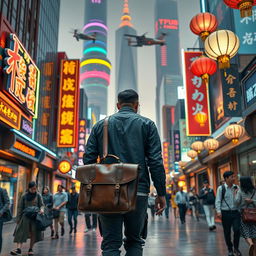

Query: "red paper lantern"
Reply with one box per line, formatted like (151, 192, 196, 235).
(223, 0, 256, 18)
(190, 56, 217, 83)
(190, 12, 218, 41)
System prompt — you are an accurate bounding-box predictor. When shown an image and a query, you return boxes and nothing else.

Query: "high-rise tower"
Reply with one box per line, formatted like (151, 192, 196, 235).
(81, 0, 111, 123)
(154, 0, 182, 140)
(116, 0, 138, 95)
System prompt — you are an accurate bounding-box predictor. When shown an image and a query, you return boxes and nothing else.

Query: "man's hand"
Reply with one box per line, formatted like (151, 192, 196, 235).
(217, 212, 222, 219)
(155, 196, 166, 216)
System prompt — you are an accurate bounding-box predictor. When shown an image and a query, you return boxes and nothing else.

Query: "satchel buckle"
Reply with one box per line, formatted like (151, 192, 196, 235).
(87, 184, 92, 191)
(115, 184, 120, 190)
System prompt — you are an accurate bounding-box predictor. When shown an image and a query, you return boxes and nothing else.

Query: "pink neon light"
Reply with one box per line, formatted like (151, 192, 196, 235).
(83, 22, 108, 32)
(161, 45, 167, 66)
(80, 71, 110, 84)
(92, 0, 101, 3)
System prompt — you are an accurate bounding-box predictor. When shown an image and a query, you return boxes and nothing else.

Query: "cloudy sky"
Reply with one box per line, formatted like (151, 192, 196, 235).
(58, 0, 200, 122)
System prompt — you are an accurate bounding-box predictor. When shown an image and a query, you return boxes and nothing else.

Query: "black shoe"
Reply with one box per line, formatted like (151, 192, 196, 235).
(234, 249, 242, 256)
(74, 227, 77, 233)
(212, 225, 216, 230)
(69, 228, 73, 234)
(51, 229, 54, 238)
(61, 227, 65, 236)
(209, 226, 214, 231)
(28, 248, 34, 255)
(228, 249, 234, 256)
(10, 248, 22, 255)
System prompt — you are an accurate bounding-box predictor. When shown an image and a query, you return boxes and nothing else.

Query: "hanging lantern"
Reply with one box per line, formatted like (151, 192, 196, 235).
(204, 30, 240, 69)
(223, 0, 256, 18)
(203, 138, 219, 154)
(190, 12, 218, 41)
(191, 141, 205, 154)
(194, 112, 208, 127)
(187, 150, 198, 161)
(224, 122, 245, 144)
(190, 56, 217, 84)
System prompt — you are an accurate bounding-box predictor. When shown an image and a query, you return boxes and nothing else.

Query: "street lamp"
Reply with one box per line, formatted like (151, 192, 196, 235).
(204, 30, 240, 69)
(224, 122, 245, 144)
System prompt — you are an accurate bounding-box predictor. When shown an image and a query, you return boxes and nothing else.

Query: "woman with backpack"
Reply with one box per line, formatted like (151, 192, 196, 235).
(10, 181, 44, 256)
(199, 180, 216, 231)
(235, 176, 256, 256)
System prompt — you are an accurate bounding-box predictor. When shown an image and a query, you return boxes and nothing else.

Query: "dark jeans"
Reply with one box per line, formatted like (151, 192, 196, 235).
(85, 213, 97, 229)
(221, 210, 241, 251)
(67, 209, 78, 229)
(99, 196, 148, 256)
(165, 201, 170, 218)
(0, 220, 3, 253)
(178, 204, 187, 223)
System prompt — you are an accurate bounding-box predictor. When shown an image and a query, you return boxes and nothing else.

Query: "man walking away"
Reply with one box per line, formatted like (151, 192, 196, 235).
(199, 180, 216, 231)
(53, 185, 68, 239)
(84, 214, 97, 232)
(83, 89, 166, 256)
(67, 185, 79, 234)
(216, 171, 242, 256)
(175, 186, 189, 224)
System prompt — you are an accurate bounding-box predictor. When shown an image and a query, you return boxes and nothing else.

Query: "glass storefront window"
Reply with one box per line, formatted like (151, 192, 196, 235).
(239, 150, 256, 184)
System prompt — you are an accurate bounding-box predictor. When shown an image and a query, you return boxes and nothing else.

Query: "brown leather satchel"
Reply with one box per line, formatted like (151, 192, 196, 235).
(241, 190, 256, 224)
(76, 117, 139, 214)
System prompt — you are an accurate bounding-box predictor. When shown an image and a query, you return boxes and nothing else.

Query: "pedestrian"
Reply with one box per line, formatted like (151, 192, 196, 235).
(235, 176, 256, 256)
(42, 186, 54, 237)
(165, 193, 171, 219)
(215, 171, 242, 256)
(84, 213, 97, 232)
(199, 180, 216, 231)
(148, 193, 156, 219)
(10, 181, 44, 256)
(53, 184, 68, 239)
(175, 186, 189, 224)
(189, 189, 200, 221)
(83, 89, 166, 256)
(171, 191, 178, 218)
(0, 186, 10, 254)
(67, 185, 79, 234)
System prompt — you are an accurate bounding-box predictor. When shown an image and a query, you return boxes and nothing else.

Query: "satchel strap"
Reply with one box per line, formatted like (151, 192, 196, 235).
(103, 117, 109, 159)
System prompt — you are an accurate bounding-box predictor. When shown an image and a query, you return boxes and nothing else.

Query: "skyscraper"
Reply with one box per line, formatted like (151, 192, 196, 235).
(81, 0, 111, 123)
(116, 0, 138, 95)
(154, 0, 182, 140)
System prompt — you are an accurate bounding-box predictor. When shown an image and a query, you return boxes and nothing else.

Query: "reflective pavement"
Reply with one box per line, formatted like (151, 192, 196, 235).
(1, 212, 248, 256)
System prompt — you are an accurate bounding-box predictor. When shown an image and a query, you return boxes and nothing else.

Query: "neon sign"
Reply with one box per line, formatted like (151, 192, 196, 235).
(58, 160, 72, 174)
(155, 19, 179, 34)
(91, 0, 102, 4)
(57, 60, 80, 148)
(13, 140, 36, 157)
(3, 34, 40, 118)
(77, 119, 86, 166)
(83, 22, 108, 32)
(80, 59, 111, 69)
(83, 47, 107, 55)
(80, 71, 110, 84)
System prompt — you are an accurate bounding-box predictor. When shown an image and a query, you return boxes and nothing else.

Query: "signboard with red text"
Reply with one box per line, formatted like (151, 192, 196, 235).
(57, 59, 80, 148)
(183, 51, 211, 136)
(3, 34, 40, 117)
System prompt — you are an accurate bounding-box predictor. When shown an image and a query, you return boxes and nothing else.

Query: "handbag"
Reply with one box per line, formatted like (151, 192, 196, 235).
(36, 212, 53, 231)
(76, 117, 139, 214)
(23, 206, 39, 220)
(1, 209, 12, 222)
(241, 190, 256, 224)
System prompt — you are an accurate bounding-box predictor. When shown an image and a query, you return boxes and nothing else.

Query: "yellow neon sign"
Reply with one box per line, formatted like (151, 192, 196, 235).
(80, 59, 112, 69)
(13, 141, 36, 157)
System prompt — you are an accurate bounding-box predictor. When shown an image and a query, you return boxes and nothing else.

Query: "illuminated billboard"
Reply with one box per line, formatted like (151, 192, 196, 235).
(57, 59, 80, 148)
(3, 34, 40, 118)
(183, 51, 211, 136)
(77, 119, 86, 166)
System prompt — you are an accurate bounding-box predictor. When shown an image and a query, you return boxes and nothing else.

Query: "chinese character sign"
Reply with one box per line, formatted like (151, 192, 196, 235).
(234, 8, 256, 54)
(220, 64, 242, 117)
(243, 71, 256, 110)
(57, 59, 80, 148)
(173, 130, 181, 162)
(183, 51, 211, 136)
(3, 34, 40, 117)
(162, 142, 169, 173)
(77, 119, 86, 166)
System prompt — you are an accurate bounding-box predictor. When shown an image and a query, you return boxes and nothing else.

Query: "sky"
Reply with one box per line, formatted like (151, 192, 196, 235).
(58, 0, 200, 123)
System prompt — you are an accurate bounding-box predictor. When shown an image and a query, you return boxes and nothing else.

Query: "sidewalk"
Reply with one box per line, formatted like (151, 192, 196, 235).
(1, 214, 249, 256)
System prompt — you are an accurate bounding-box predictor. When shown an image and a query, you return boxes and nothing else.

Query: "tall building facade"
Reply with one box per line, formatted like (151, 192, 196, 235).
(81, 0, 111, 123)
(155, 0, 182, 139)
(116, 0, 138, 95)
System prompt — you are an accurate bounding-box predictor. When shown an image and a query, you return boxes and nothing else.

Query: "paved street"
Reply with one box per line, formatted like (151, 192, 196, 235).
(1, 211, 248, 256)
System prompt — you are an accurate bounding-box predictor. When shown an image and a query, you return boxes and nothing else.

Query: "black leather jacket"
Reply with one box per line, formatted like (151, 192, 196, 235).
(83, 106, 166, 196)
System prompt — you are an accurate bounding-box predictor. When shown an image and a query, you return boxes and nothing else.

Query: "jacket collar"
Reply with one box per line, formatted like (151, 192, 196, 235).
(118, 106, 136, 113)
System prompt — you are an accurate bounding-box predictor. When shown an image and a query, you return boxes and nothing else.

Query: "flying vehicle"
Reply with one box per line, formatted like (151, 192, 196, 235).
(72, 29, 96, 42)
(124, 33, 166, 47)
